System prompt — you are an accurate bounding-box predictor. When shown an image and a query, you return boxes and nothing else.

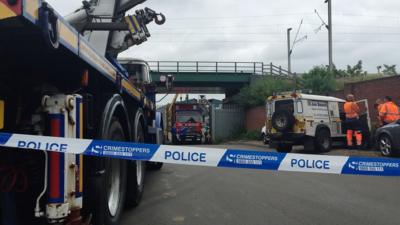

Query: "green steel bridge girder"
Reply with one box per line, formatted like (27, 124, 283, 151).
(150, 71, 253, 86)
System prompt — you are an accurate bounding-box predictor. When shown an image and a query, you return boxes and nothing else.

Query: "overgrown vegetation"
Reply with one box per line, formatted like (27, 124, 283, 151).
(213, 129, 261, 144)
(300, 66, 337, 95)
(380, 64, 397, 76)
(230, 128, 260, 141)
(233, 77, 293, 107)
(233, 60, 398, 107)
(333, 60, 397, 78)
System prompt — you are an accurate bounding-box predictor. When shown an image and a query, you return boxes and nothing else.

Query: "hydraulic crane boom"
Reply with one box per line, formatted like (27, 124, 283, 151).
(66, 0, 165, 57)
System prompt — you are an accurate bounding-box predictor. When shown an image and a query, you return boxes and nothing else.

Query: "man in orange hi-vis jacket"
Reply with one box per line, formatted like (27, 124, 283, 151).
(344, 94, 362, 149)
(379, 96, 400, 126)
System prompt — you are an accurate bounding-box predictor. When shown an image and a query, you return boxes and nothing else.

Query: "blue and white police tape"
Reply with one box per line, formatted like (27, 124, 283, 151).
(0, 132, 399, 177)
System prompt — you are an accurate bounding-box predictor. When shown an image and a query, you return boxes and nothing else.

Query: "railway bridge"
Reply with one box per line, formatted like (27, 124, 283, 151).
(120, 60, 292, 96)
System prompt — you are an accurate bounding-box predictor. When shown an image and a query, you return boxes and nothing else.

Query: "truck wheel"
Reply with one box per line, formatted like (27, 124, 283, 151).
(276, 143, 293, 153)
(315, 129, 332, 152)
(125, 121, 146, 208)
(89, 118, 127, 225)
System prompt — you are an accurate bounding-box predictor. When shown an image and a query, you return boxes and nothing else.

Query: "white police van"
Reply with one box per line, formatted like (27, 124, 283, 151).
(266, 91, 348, 153)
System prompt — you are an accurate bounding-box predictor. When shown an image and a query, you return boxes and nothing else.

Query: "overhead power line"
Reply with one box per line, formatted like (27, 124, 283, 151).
(148, 40, 400, 44)
(166, 12, 400, 20)
(159, 23, 400, 31)
(166, 12, 315, 20)
(152, 32, 400, 36)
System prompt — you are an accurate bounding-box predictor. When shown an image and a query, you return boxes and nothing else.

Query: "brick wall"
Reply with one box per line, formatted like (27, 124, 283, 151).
(245, 106, 266, 131)
(329, 76, 400, 126)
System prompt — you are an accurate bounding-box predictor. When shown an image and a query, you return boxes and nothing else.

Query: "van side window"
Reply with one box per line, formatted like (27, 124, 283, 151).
(266, 102, 273, 117)
(296, 101, 303, 114)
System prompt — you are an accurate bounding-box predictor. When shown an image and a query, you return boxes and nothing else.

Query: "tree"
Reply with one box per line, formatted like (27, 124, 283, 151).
(300, 66, 337, 95)
(233, 77, 292, 107)
(382, 64, 397, 76)
(332, 64, 348, 78)
(346, 60, 367, 78)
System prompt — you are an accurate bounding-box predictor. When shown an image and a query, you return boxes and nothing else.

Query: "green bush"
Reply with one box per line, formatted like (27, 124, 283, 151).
(233, 77, 293, 107)
(230, 128, 260, 141)
(300, 66, 337, 95)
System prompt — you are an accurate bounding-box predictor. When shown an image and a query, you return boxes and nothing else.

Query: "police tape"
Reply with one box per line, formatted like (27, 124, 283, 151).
(0, 132, 399, 177)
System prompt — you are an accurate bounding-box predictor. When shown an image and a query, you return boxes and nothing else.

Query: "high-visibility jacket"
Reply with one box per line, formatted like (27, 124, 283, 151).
(377, 104, 383, 113)
(379, 101, 400, 123)
(344, 101, 360, 119)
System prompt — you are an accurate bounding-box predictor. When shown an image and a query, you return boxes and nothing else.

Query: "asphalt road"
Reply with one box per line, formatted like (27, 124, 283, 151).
(121, 143, 400, 225)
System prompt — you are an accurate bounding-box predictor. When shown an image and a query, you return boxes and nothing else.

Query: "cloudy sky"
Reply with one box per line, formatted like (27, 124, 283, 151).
(47, 0, 400, 102)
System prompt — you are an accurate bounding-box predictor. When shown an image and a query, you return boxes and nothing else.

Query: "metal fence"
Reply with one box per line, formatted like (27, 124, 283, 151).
(211, 104, 245, 142)
(147, 61, 292, 77)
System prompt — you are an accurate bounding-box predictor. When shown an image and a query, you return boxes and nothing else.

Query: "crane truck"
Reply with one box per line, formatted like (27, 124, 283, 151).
(0, 0, 167, 224)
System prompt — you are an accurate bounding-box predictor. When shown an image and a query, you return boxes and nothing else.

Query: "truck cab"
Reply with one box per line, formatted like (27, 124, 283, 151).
(120, 58, 158, 102)
(173, 103, 204, 144)
(121, 59, 151, 86)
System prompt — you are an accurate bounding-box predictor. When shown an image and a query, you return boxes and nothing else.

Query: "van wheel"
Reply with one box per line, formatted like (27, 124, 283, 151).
(276, 143, 293, 153)
(88, 118, 127, 225)
(315, 129, 332, 152)
(125, 120, 146, 208)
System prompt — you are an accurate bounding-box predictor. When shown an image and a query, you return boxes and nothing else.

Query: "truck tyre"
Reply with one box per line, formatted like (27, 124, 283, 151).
(271, 110, 295, 132)
(276, 143, 293, 153)
(89, 118, 127, 225)
(315, 129, 332, 152)
(125, 119, 146, 208)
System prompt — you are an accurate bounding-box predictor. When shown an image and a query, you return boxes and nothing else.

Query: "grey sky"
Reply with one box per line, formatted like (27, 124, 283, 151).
(46, 0, 400, 103)
(48, 0, 400, 73)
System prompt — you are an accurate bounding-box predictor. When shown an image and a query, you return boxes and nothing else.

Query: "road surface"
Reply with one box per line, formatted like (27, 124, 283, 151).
(121, 143, 400, 225)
